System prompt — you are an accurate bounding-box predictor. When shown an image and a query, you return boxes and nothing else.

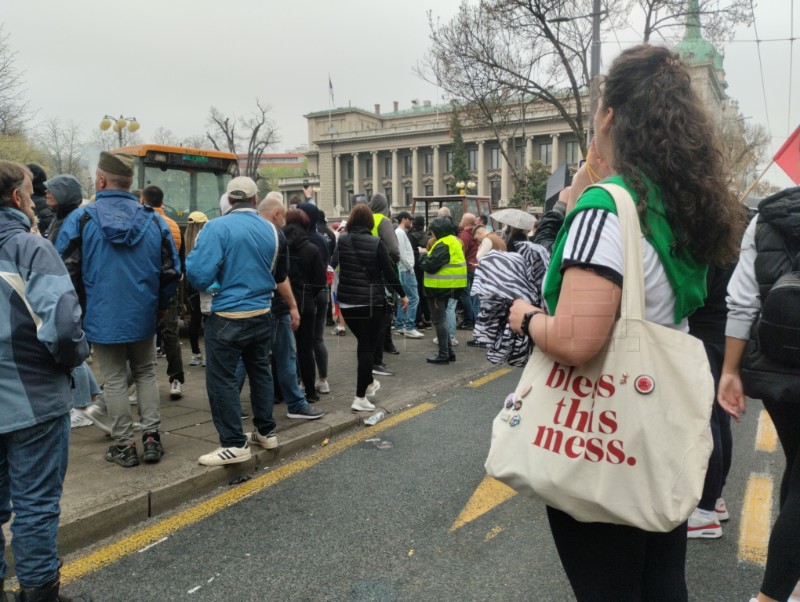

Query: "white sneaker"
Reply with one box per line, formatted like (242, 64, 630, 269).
(351, 396, 376, 411)
(128, 385, 137, 404)
(404, 329, 425, 339)
(169, 380, 183, 400)
(715, 497, 730, 521)
(198, 444, 251, 466)
(432, 337, 458, 345)
(81, 403, 111, 435)
(248, 430, 278, 450)
(190, 353, 205, 366)
(70, 408, 93, 428)
(315, 379, 330, 394)
(395, 328, 407, 336)
(687, 508, 722, 539)
(366, 379, 381, 397)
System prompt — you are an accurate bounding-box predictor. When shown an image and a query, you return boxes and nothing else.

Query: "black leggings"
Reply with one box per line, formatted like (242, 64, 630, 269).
(341, 305, 383, 398)
(187, 292, 204, 355)
(546, 506, 688, 601)
(760, 400, 800, 601)
(293, 308, 316, 398)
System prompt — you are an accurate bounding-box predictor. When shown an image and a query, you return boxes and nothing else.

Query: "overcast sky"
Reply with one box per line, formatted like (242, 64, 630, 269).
(1, 0, 797, 186)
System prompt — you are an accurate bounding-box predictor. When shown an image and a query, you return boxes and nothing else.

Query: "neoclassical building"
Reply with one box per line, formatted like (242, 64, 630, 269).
(303, 99, 584, 217)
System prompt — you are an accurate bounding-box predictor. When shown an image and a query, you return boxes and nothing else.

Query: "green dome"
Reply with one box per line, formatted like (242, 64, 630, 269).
(675, 0, 724, 70)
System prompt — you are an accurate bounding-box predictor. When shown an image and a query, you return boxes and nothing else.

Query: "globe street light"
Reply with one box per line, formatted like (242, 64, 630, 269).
(99, 114, 140, 147)
(455, 180, 477, 195)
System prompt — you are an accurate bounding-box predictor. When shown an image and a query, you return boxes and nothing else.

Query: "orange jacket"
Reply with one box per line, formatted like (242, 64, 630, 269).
(154, 206, 182, 252)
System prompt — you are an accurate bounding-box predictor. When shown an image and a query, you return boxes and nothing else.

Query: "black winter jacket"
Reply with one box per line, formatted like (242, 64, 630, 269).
(284, 223, 326, 314)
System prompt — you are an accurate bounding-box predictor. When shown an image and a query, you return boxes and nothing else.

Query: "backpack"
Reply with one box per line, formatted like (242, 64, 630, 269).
(757, 263, 800, 367)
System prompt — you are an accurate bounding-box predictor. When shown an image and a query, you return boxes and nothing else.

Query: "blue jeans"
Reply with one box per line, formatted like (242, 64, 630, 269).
(446, 298, 457, 339)
(205, 312, 275, 447)
(0, 414, 69, 588)
(395, 271, 419, 331)
(458, 272, 479, 327)
(272, 313, 310, 414)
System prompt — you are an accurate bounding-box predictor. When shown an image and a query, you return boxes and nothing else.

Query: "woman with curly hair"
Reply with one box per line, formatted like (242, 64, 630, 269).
(510, 44, 744, 601)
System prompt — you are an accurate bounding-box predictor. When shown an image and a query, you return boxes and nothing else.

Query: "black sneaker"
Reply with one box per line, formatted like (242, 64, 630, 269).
(142, 432, 164, 464)
(372, 363, 394, 376)
(105, 442, 139, 467)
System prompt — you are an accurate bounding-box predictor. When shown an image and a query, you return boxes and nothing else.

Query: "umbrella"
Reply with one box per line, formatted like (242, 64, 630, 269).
(490, 208, 537, 231)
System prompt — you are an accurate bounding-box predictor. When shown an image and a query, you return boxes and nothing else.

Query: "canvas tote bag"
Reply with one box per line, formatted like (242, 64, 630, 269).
(485, 183, 714, 532)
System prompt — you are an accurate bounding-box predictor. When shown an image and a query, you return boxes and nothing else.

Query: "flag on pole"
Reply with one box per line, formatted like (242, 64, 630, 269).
(774, 125, 800, 184)
(328, 75, 335, 107)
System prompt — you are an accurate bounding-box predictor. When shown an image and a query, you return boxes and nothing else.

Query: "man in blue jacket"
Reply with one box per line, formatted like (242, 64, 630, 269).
(186, 176, 282, 466)
(0, 161, 91, 601)
(57, 152, 180, 468)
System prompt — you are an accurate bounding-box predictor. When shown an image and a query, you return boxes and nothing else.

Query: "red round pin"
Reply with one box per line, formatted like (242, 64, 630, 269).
(634, 375, 655, 395)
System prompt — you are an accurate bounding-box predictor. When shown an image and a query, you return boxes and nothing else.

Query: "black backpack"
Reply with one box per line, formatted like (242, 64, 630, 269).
(758, 265, 800, 366)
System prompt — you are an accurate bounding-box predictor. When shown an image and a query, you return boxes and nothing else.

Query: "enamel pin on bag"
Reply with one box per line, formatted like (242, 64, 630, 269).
(484, 183, 714, 532)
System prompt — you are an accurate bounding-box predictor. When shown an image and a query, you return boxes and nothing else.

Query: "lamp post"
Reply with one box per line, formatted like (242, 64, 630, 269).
(99, 114, 140, 148)
(549, 0, 604, 148)
(456, 180, 476, 196)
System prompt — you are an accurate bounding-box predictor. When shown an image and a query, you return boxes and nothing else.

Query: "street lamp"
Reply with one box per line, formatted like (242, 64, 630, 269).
(99, 114, 140, 147)
(549, 1, 605, 146)
(455, 180, 477, 195)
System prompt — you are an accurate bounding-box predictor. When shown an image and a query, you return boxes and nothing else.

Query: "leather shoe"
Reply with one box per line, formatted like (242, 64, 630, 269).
(384, 346, 400, 355)
(427, 356, 450, 364)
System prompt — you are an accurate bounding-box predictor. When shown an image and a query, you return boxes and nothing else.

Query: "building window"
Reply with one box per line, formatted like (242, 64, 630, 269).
(539, 143, 552, 166)
(424, 153, 433, 174)
(565, 141, 580, 165)
(490, 180, 501, 204)
(425, 184, 434, 196)
(385, 186, 392, 204)
(516, 145, 525, 169)
(490, 147, 501, 170)
(404, 185, 413, 204)
(365, 188, 372, 200)
(365, 158, 373, 178)
(404, 155, 413, 175)
(346, 160, 354, 179)
(384, 157, 392, 177)
(467, 149, 478, 171)
(446, 152, 454, 172)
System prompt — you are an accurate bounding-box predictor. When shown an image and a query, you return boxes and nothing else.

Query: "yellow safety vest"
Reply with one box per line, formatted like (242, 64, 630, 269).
(424, 235, 468, 289)
(371, 212, 389, 237)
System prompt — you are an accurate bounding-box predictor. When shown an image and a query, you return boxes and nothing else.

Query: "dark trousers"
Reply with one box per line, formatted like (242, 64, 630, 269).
(293, 308, 316, 398)
(414, 267, 430, 323)
(428, 294, 453, 359)
(342, 305, 383, 398)
(760, 399, 800, 601)
(372, 297, 394, 365)
(698, 341, 732, 510)
(187, 292, 204, 355)
(158, 296, 184, 383)
(547, 506, 688, 602)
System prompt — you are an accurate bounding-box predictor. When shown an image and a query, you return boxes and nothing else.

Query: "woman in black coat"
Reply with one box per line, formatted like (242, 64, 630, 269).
(335, 204, 407, 411)
(284, 209, 327, 403)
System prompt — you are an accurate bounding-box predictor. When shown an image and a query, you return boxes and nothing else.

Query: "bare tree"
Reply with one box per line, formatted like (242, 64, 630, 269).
(152, 126, 181, 146)
(421, 0, 751, 167)
(37, 118, 87, 181)
(205, 99, 279, 180)
(89, 128, 142, 151)
(180, 134, 212, 150)
(719, 118, 770, 196)
(0, 26, 31, 135)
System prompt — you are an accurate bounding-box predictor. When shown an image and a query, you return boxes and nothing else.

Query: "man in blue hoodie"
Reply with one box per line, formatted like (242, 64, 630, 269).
(57, 152, 180, 469)
(0, 161, 91, 601)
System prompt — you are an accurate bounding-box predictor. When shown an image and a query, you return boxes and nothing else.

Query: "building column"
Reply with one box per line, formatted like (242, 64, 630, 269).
(500, 139, 511, 201)
(334, 154, 343, 214)
(477, 140, 486, 196)
(371, 150, 379, 196)
(352, 153, 360, 194)
(526, 136, 534, 167)
(411, 147, 419, 198)
(391, 149, 400, 209)
(551, 133, 560, 172)
(432, 145, 441, 195)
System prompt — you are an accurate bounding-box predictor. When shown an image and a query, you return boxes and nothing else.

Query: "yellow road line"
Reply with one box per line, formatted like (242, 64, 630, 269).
(738, 473, 773, 565)
(466, 368, 513, 388)
(755, 410, 778, 453)
(449, 476, 517, 532)
(61, 402, 436, 583)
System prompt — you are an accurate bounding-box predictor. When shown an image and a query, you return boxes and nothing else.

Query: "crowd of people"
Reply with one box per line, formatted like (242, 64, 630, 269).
(0, 42, 799, 602)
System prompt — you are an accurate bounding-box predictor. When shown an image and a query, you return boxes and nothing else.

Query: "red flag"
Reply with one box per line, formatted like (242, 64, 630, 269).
(774, 125, 800, 184)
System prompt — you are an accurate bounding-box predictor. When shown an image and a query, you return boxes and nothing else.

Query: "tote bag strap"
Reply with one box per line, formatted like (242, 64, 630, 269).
(590, 183, 646, 322)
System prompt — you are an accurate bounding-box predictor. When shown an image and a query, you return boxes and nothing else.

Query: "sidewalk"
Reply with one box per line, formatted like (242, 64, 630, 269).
(59, 326, 501, 555)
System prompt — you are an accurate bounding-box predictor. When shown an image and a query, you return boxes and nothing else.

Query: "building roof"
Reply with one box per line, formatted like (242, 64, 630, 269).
(675, 0, 724, 70)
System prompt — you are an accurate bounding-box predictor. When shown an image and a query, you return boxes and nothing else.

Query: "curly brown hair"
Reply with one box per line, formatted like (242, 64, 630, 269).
(601, 44, 745, 265)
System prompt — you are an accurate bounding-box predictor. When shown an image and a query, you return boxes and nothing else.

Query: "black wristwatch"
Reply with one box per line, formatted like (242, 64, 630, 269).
(520, 310, 544, 339)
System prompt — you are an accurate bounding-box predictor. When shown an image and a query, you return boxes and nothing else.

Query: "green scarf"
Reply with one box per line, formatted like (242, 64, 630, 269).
(542, 175, 707, 324)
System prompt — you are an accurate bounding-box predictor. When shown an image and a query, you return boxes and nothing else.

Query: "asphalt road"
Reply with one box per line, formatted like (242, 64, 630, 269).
(61, 369, 781, 602)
